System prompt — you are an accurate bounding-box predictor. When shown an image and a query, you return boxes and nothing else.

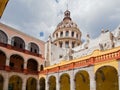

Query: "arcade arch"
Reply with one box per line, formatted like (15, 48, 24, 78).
(8, 75, 22, 90)
(26, 77, 37, 90)
(60, 73, 70, 90)
(75, 70, 90, 90)
(48, 76, 56, 90)
(39, 77, 45, 90)
(95, 66, 119, 90)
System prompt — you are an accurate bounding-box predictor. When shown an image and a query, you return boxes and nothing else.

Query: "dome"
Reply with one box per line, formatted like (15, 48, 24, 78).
(52, 10, 82, 49)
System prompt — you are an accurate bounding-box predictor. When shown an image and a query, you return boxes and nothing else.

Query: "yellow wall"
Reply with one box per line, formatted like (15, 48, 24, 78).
(94, 60, 118, 73)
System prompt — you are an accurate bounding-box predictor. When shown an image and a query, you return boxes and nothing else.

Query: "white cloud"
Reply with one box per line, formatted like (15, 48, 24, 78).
(1, 0, 120, 41)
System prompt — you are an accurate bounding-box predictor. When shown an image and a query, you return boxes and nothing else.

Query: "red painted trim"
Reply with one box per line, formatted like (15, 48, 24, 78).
(39, 50, 120, 75)
(0, 42, 43, 58)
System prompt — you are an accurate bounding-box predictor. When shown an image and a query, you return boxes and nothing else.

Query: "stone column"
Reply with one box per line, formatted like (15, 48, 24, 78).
(37, 79, 40, 90)
(69, 40, 72, 49)
(74, 32, 76, 38)
(69, 30, 71, 37)
(58, 32, 60, 38)
(25, 44, 28, 50)
(5, 57, 10, 71)
(56, 73, 60, 90)
(70, 70, 75, 90)
(22, 78, 27, 90)
(63, 31, 65, 37)
(89, 67, 96, 90)
(118, 61, 120, 90)
(23, 61, 27, 74)
(3, 75, 9, 90)
(8, 38, 11, 45)
(46, 75, 49, 90)
(119, 75, 120, 90)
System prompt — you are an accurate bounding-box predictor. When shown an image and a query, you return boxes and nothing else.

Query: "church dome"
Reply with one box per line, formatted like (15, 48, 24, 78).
(52, 10, 82, 49)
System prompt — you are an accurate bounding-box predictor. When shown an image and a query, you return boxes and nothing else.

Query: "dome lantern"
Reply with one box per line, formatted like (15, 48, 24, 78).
(63, 10, 71, 21)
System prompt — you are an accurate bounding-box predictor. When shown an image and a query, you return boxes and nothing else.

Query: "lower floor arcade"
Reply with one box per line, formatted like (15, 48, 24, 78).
(0, 71, 40, 90)
(0, 64, 120, 90)
(40, 63, 120, 90)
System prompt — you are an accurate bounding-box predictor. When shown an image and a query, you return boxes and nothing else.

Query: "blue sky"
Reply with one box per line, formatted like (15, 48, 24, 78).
(0, 0, 120, 41)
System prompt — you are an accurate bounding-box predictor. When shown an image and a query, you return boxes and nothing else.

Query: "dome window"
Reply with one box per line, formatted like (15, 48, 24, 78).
(66, 31, 69, 36)
(60, 32, 63, 37)
(72, 31, 74, 37)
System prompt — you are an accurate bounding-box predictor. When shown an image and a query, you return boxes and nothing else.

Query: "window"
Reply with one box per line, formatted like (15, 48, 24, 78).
(14, 42, 16, 46)
(59, 42, 63, 48)
(60, 32, 63, 37)
(56, 33, 58, 38)
(12, 37, 25, 49)
(66, 31, 69, 36)
(0, 30, 8, 44)
(29, 42, 39, 54)
(65, 41, 69, 48)
(20, 44, 23, 48)
(10, 62, 14, 67)
(30, 48, 32, 52)
(34, 49, 37, 53)
(72, 31, 74, 37)
(72, 42, 75, 48)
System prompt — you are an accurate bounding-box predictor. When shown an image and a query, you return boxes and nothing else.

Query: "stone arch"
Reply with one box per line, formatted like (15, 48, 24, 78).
(27, 59, 38, 74)
(28, 42, 39, 54)
(0, 50, 6, 70)
(95, 65, 119, 90)
(75, 70, 90, 90)
(48, 76, 56, 90)
(8, 75, 22, 90)
(0, 74, 4, 90)
(60, 73, 70, 90)
(0, 30, 8, 44)
(10, 54, 24, 72)
(39, 77, 45, 90)
(26, 77, 37, 90)
(11, 36, 25, 49)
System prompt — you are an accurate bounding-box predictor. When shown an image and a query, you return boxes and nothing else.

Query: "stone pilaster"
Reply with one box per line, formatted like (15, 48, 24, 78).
(3, 75, 8, 90)
(46, 75, 49, 90)
(37, 79, 40, 90)
(23, 61, 27, 74)
(89, 67, 96, 90)
(118, 61, 120, 90)
(22, 78, 26, 90)
(69, 30, 71, 37)
(5, 57, 10, 71)
(56, 73, 60, 90)
(70, 70, 75, 90)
